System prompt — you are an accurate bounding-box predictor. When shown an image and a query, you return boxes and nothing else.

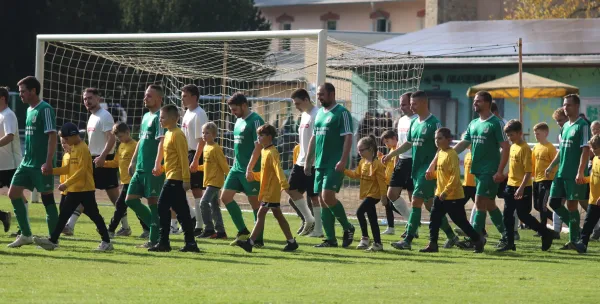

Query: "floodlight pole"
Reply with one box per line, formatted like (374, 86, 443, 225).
(518, 38, 523, 123)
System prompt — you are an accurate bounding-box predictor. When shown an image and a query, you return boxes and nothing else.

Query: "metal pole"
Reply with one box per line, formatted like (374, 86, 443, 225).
(316, 30, 328, 86)
(518, 38, 523, 123)
(32, 38, 46, 204)
(220, 42, 228, 147)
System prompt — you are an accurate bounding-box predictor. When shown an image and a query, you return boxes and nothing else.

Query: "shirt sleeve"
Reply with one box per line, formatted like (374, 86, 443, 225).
(531, 148, 537, 175)
(463, 122, 472, 142)
(101, 111, 115, 132)
(406, 119, 414, 142)
(43, 106, 57, 133)
(3, 112, 17, 136)
(104, 148, 120, 168)
(272, 151, 289, 190)
(53, 155, 70, 176)
(496, 120, 508, 143)
(216, 146, 230, 176)
(523, 147, 533, 173)
(176, 133, 191, 182)
(344, 159, 362, 179)
(374, 161, 387, 197)
(339, 109, 353, 136)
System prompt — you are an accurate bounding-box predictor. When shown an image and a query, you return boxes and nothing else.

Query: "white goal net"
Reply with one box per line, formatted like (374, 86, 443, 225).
(36, 30, 423, 213)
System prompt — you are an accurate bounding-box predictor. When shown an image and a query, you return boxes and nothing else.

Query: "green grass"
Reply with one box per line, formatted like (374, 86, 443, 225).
(0, 198, 598, 303)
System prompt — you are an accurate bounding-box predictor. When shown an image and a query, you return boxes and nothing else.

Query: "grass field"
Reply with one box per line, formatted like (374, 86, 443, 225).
(0, 198, 598, 304)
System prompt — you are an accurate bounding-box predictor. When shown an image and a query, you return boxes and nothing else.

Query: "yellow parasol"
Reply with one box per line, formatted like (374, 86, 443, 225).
(466, 72, 579, 99)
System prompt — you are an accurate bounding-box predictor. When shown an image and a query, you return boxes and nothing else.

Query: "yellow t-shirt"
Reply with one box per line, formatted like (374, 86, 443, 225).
(163, 128, 191, 182)
(585, 156, 600, 205)
(508, 141, 533, 187)
(292, 144, 300, 165)
(104, 139, 137, 185)
(251, 145, 289, 203)
(344, 158, 387, 199)
(53, 141, 95, 193)
(434, 149, 464, 200)
(532, 142, 557, 182)
(463, 151, 476, 187)
(198, 142, 230, 188)
(59, 152, 70, 195)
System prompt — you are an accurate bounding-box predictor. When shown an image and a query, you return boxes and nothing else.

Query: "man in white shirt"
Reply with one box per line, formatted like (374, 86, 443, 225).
(0, 87, 22, 232)
(181, 84, 209, 237)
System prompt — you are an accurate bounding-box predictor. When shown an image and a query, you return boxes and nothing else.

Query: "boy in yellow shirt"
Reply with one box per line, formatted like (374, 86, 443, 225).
(423, 128, 484, 253)
(196, 122, 229, 239)
(575, 134, 600, 253)
(58, 135, 71, 207)
(498, 120, 553, 252)
(380, 130, 406, 235)
(34, 122, 113, 251)
(237, 124, 298, 252)
(103, 122, 150, 238)
(531, 122, 558, 237)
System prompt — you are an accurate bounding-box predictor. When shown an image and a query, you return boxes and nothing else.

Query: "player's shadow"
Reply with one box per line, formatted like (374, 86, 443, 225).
(119, 249, 267, 265)
(0, 249, 129, 264)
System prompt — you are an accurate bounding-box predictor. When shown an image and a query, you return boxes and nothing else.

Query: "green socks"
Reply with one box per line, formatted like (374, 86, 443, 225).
(554, 205, 570, 224)
(225, 201, 247, 233)
(473, 210, 487, 234)
(125, 198, 152, 227)
(330, 201, 352, 230)
(440, 216, 456, 239)
(149, 204, 159, 243)
(43, 203, 59, 236)
(489, 208, 506, 235)
(253, 209, 263, 242)
(405, 207, 421, 242)
(11, 198, 31, 237)
(569, 210, 580, 243)
(321, 207, 336, 241)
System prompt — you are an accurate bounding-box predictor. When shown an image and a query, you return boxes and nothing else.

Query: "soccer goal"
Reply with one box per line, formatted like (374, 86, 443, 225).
(34, 30, 424, 212)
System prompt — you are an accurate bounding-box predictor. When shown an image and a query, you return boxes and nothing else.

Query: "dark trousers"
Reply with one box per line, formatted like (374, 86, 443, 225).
(158, 180, 195, 245)
(108, 184, 150, 233)
(51, 191, 110, 243)
(356, 197, 381, 244)
(430, 196, 480, 243)
(533, 180, 553, 225)
(581, 204, 600, 246)
(503, 186, 548, 245)
(462, 186, 476, 205)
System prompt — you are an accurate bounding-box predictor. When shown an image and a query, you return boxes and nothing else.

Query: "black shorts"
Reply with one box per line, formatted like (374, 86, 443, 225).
(389, 158, 414, 191)
(497, 178, 508, 199)
(288, 165, 317, 197)
(188, 150, 205, 190)
(261, 202, 281, 208)
(462, 185, 476, 205)
(92, 154, 119, 190)
(0, 169, 16, 188)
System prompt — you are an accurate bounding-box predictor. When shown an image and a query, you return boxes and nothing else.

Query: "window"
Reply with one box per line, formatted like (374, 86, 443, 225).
(281, 23, 291, 51)
(326, 20, 337, 30)
(376, 18, 389, 32)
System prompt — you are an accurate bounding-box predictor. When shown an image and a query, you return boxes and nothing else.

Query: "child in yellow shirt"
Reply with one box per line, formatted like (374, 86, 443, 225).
(237, 124, 297, 252)
(575, 134, 600, 253)
(149, 104, 199, 253)
(196, 122, 229, 239)
(58, 136, 71, 206)
(380, 130, 402, 236)
(423, 128, 483, 253)
(34, 123, 113, 251)
(531, 122, 557, 235)
(499, 120, 553, 252)
(345, 135, 387, 251)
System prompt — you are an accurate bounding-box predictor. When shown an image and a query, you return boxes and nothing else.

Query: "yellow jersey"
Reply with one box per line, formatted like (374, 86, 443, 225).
(378, 145, 397, 185)
(198, 142, 230, 188)
(463, 151, 476, 187)
(163, 128, 191, 182)
(508, 141, 533, 187)
(532, 142, 557, 182)
(585, 156, 600, 205)
(344, 158, 387, 199)
(251, 145, 289, 203)
(434, 148, 464, 200)
(292, 144, 300, 165)
(53, 141, 95, 192)
(59, 152, 70, 195)
(104, 139, 137, 185)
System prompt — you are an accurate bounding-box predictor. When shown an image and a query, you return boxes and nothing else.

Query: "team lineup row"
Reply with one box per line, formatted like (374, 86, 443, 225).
(0, 77, 598, 254)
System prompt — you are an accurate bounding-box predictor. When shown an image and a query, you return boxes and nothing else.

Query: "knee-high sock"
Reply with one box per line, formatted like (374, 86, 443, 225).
(42, 194, 59, 236)
(225, 201, 247, 233)
(489, 208, 506, 236)
(330, 201, 352, 230)
(321, 207, 336, 241)
(569, 209, 580, 243)
(11, 198, 31, 237)
(253, 209, 263, 242)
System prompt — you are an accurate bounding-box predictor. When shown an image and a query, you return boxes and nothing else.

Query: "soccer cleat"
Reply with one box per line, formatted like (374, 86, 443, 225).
(391, 240, 412, 250)
(10, 230, 21, 238)
(382, 227, 395, 235)
(456, 239, 475, 249)
(496, 243, 516, 252)
(574, 242, 587, 254)
(296, 222, 305, 235)
(356, 237, 370, 250)
(453, 227, 466, 237)
(541, 230, 554, 251)
(179, 243, 201, 253)
(552, 231, 561, 240)
(419, 243, 439, 253)
(308, 230, 324, 238)
(253, 240, 265, 248)
(136, 241, 157, 249)
(315, 239, 338, 248)
(444, 235, 460, 249)
(170, 225, 181, 235)
(33, 237, 58, 250)
(148, 243, 172, 252)
(473, 238, 486, 253)
(496, 237, 508, 249)
(108, 231, 116, 239)
(212, 232, 228, 239)
(138, 230, 150, 239)
(0, 211, 11, 232)
(62, 226, 74, 236)
(514, 231, 521, 241)
(283, 240, 299, 252)
(559, 242, 576, 250)
(8, 235, 34, 248)
(591, 229, 600, 241)
(300, 220, 315, 236)
(482, 228, 488, 238)
(115, 227, 132, 237)
(96, 241, 114, 252)
(237, 240, 253, 253)
(401, 230, 419, 239)
(342, 225, 355, 248)
(229, 232, 249, 246)
(198, 229, 216, 238)
(365, 242, 383, 252)
(193, 228, 204, 237)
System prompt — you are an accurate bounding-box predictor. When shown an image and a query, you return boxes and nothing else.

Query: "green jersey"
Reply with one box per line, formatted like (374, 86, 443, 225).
(136, 111, 165, 172)
(464, 115, 508, 175)
(22, 101, 56, 168)
(406, 114, 441, 176)
(232, 112, 264, 173)
(314, 104, 353, 169)
(558, 118, 590, 179)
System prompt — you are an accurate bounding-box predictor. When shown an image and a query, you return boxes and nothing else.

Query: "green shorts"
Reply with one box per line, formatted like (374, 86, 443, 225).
(314, 168, 343, 193)
(412, 172, 435, 201)
(223, 171, 260, 196)
(127, 171, 165, 198)
(474, 174, 499, 199)
(11, 166, 54, 193)
(550, 177, 589, 201)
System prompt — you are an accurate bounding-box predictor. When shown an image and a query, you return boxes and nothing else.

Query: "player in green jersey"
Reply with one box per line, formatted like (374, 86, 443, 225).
(382, 91, 458, 250)
(221, 93, 264, 246)
(545, 94, 590, 250)
(124, 84, 166, 248)
(305, 83, 356, 248)
(7, 76, 59, 248)
(450, 91, 509, 249)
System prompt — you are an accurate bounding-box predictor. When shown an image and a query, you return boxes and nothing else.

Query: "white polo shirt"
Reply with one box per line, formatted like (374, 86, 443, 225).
(87, 108, 115, 156)
(397, 114, 417, 159)
(0, 107, 22, 170)
(182, 105, 208, 151)
(297, 106, 319, 167)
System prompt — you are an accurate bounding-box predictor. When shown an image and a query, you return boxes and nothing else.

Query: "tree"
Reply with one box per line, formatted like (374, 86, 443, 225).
(504, 0, 600, 19)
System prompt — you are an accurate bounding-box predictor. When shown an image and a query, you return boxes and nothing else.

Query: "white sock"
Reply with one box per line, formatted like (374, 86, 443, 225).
(67, 212, 80, 228)
(121, 215, 129, 229)
(170, 219, 177, 228)
(293, 198, 315, 223)
(288, 238, 296, 243)
(469, 207, 476, 225)
(514, 210, 519, 232)
(553, 212, 562, 232)
(194, 198, 203, 228)
(313, 207, 322, 232)
(392, 197, 410, 220)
